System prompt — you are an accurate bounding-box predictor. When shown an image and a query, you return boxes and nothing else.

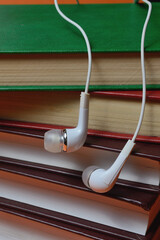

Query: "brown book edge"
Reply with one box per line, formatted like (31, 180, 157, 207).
(0, 156, 159, 211)
(0, 125, 159, 161)
(1, 119, 160, 143)
(0, 197, 159, 240)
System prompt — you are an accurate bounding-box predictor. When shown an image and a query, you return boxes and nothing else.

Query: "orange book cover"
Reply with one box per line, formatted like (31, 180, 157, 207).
(0, 0, 134, 5)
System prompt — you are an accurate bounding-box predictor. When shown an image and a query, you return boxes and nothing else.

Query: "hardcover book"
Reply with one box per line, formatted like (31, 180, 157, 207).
(0, 90, 160, 138)
(1, 203, 159, 240)
(0, 167, 159, 235)
(0, 3, 160, 90)
(0, 123, 159, 186)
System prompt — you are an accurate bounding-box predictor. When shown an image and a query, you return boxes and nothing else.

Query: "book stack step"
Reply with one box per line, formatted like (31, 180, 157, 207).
(0, 199, 160, 240)
(0, 122, 159, 187)
(0, 158, 160, 238)
(0, 120, 160, 160)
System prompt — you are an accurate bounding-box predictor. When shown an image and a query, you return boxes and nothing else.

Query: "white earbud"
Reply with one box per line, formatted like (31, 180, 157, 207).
(44, 92, 89, 153)
(82, 140, 135, 193)
(44, 0, 92, 153)
(83, 0, 152, 193)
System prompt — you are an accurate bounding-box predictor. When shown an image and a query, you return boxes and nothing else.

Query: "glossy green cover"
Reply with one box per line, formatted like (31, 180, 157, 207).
(0, 84, 160, 91)
(0, 3, 160, 90)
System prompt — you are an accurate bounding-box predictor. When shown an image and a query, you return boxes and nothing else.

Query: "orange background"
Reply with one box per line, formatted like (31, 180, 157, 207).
(0, 0, 134, 5)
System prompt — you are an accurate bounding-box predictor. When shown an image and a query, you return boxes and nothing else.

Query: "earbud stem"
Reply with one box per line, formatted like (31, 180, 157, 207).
(66, 92, 89, 152)
(103, 140, 135, 186)
(44, 92, 89, 153)
(87, 140, 135, 193)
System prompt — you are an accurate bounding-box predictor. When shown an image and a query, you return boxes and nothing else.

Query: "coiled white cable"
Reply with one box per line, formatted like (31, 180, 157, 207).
(54, 0, 92, 94)
(132, 0, 152, 142)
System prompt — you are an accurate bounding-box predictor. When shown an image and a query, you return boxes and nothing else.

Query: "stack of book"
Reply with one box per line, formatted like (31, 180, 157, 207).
(0, 2, 159, 240)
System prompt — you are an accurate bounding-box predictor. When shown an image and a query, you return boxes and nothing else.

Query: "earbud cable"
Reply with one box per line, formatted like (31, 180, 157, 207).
(54, 0, 92, 94)
(54, 0, 151, 141)
(132, 0, 152, 142)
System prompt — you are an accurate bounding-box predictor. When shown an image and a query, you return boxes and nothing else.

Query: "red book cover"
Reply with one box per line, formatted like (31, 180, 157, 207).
(0, 90, 160, 143)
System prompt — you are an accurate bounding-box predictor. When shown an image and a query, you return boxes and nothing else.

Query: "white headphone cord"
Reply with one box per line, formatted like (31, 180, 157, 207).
(132, 0, 152, 142)
(54, 0, 92, 94)
(54, 0, 151, 141)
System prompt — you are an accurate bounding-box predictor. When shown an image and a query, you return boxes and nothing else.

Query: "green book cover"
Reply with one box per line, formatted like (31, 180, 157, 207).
(0, 3, 160, 90)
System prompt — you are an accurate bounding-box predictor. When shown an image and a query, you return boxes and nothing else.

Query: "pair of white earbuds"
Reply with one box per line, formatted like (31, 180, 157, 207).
(44, 0, 152, 193)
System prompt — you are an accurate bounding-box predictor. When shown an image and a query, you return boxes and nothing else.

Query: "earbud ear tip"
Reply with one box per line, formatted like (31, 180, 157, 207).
(82, 165, 99, 188)
(44, 129, 63, 153)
